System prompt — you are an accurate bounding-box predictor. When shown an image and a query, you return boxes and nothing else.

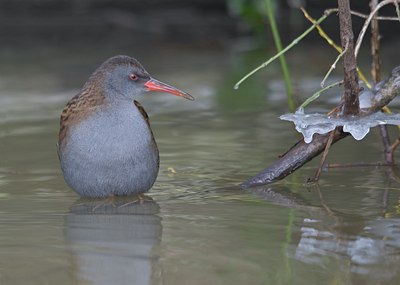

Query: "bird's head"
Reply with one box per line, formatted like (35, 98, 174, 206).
(96, 55, 194, 102)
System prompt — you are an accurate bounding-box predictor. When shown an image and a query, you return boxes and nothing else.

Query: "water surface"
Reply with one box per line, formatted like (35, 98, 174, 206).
(1, 41, 400, 285)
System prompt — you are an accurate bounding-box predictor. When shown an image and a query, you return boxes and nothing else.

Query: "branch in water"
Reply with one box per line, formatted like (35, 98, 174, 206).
(242, 66, 400, 188)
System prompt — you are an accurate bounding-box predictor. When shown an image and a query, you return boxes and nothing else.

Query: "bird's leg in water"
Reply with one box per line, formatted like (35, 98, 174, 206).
(91, 196, 117, 212)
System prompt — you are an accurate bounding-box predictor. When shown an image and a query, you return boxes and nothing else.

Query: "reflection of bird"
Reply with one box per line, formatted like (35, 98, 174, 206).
(57, 55, 194, 197)
(65, 197, 162, 285)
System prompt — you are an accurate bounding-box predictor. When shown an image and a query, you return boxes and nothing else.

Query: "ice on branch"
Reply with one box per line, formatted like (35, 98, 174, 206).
(280, 110, 400, 143)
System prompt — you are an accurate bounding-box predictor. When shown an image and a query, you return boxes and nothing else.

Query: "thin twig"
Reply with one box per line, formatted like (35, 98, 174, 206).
(355, 0, 400, 59)
(370, 0, 394, 164)
(327, 104, 342, 116)
(298, 81, 342, 110)
(301, 8, 342, 52)
(395, 1, 400, 19)
(312, 129, 336, 182)
(357, 68, 372, 88)
(321, 39, 348, 87)
(301, 7, 372, 89)
(234, 10, 335, 89)
(350, 10, 400, 20)
(371, 0, 382, 84)
(381, 126, 395, 164)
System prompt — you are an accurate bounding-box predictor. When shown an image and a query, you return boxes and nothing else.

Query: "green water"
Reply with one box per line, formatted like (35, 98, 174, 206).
(1, 42, 400, 285)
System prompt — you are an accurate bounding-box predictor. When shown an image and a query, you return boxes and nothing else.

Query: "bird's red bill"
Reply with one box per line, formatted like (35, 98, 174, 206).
(145, 78, 194, 101)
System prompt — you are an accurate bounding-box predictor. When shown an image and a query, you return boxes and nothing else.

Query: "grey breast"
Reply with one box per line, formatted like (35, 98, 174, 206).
(60, 102, 159, 197)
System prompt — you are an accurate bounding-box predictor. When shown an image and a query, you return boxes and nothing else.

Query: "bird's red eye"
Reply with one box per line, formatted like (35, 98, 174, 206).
(129, 74, 138, 81)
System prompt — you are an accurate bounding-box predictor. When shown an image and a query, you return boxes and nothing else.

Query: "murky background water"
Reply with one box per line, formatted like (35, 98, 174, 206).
(1, 4, 400, 284)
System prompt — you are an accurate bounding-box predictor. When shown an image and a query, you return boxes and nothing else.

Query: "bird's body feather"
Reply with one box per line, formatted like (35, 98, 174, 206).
(57, 55, 192, 198)
(59, 99, 159, 197)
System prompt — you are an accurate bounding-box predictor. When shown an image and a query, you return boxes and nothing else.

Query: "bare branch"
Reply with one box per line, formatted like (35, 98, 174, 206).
(338, 0, 360, 116)
(355, 0, 400, 59)
(241, 66, 400, 188)
(312, 129, 336, 182)
(350, 10, 400, 20)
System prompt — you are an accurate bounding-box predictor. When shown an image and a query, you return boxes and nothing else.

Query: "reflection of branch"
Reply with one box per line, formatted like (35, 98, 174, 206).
(314, 184, 340, 225)
(390, 138, 400, 152)
(326, 162, 391, 168)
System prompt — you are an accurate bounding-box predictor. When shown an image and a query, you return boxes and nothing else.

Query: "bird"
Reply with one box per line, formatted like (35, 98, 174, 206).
(57, 55, 194, 198)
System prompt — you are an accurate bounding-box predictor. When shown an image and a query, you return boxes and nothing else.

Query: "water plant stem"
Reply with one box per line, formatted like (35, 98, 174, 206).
(264, 0, 295, 111)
